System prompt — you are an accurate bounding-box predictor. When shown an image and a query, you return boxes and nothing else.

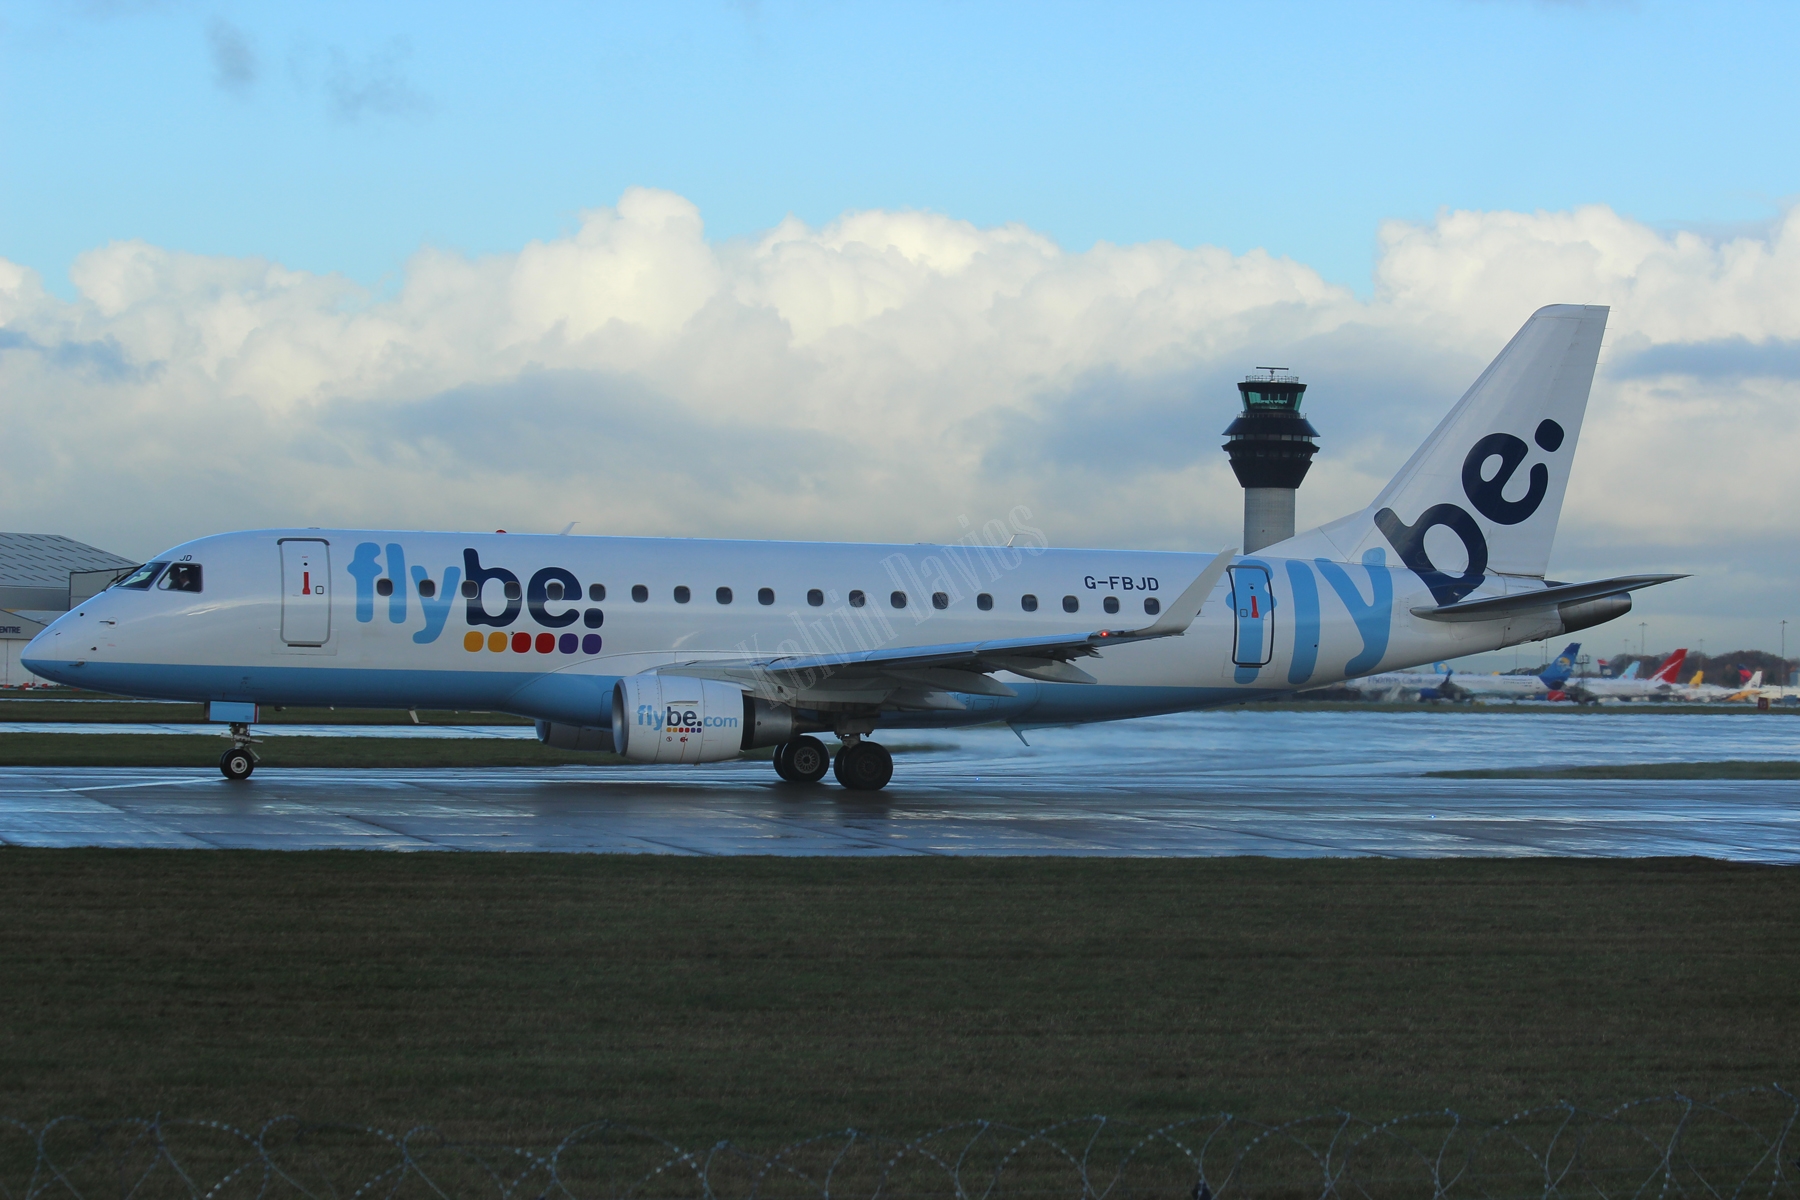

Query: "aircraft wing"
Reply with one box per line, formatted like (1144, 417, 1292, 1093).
(660, 550, 1236, 700)
(1411, 573, 1686, 622)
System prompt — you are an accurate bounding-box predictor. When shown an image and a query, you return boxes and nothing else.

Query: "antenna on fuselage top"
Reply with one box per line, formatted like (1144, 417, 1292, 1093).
(559, 522, 577, 536)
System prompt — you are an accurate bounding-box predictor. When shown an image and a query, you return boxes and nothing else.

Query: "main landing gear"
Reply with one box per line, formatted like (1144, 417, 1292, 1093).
(833, 739, 893, 791)
(770, 734, 894, 791)
(773, 736, 831, 783)
(219, 722, 259, 781)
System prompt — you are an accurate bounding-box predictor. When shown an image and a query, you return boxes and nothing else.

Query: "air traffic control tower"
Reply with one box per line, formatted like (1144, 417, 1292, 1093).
(1222, 369, 1319, 553)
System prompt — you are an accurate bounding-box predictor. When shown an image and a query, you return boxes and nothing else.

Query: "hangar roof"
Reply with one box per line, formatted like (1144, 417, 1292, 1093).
(0, 533, 137, 588)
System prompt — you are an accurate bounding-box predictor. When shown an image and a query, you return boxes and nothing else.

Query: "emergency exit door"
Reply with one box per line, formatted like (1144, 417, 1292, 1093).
(1228, 564, 1274, 666)
(280, 539, 331, 645)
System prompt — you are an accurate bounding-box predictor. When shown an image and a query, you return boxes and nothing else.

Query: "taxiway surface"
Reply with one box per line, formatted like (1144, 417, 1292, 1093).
(2, 710, 1796, 859)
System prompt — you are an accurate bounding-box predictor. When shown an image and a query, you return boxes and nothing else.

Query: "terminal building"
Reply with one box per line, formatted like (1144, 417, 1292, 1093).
(0, 533, 138, 686)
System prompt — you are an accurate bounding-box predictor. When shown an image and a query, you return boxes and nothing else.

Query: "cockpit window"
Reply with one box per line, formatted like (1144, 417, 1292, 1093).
(158, 563, 203, 593)
(115, 562, 168, 590)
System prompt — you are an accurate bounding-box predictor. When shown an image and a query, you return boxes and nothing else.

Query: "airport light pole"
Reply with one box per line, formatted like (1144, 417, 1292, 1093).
(1639, 622, 1647, 657)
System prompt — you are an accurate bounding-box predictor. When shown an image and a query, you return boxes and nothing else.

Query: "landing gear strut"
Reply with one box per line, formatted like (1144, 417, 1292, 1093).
(832, 738, 893, 791)
(219, 722, 259, 781)
(773, 736, 831, 784)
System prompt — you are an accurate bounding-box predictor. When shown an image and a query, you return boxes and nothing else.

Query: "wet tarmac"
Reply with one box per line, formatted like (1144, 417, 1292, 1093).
(2, 710, 1796, 859)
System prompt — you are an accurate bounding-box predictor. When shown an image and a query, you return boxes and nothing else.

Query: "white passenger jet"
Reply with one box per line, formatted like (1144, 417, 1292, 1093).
(23, 305, 1685, 789)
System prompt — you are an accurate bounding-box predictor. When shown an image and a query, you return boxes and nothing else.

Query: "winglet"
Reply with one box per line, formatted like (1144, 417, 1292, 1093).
(1109, 548, 1236, 640)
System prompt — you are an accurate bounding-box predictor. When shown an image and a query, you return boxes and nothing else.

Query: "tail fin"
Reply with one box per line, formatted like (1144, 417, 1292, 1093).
(1539, 642, 1580, 687)
(1688, 670, 1703, 687)
(1746, 670, 1763, 689)
(1619, 661, 1641, 680)
(1276, 305, 1609, 601)
(1650, 649, 1688, 684)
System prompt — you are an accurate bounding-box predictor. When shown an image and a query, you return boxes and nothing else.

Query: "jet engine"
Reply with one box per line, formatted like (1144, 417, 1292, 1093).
(610, 675, 827, 763)
(612, 676, 746, 763)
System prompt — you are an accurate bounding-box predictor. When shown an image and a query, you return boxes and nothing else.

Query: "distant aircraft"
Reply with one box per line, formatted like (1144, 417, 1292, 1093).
(1681, 669, 1765, 703)
(1562, 649, 1690, 702)
(22, 305, 1687, 788)
(1352, 642, 1581, 702)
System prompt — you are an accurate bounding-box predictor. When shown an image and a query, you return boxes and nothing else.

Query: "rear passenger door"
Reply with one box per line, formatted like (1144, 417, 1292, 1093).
(1228, 564, 1274, 666)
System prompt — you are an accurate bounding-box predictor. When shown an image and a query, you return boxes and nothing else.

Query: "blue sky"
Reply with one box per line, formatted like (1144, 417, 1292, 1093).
(4, 0, 1797, 294)
(3, 1, 1799, 655)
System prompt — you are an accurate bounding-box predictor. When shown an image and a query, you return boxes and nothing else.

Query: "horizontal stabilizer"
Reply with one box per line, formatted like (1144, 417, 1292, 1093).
(1411, 574, 1686, 622)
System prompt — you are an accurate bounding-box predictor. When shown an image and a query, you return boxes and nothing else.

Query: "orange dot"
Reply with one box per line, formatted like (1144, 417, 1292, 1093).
(463, 631, 483, 652)
(488, 631, 507, 652)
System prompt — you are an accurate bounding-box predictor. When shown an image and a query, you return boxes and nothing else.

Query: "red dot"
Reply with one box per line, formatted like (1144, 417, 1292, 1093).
(535, 632, 555, 653)
(511, 631, 530, 653)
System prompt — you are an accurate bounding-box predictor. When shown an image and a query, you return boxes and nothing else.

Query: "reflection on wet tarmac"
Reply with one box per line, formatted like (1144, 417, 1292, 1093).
(2, 710, 1796, 859)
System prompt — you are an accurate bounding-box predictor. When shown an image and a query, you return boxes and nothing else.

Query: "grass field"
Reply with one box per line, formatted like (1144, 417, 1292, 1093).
(0, 852, 1792, 1146)
(1432, 760, 1800, 779)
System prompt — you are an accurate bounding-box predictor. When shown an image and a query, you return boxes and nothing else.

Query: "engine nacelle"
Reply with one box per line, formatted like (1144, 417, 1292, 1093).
(612, 676, 749, 764)
(534, 721, 616, 753)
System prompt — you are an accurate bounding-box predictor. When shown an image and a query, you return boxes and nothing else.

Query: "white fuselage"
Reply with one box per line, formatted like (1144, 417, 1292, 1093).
(23, 528, 1567, 731)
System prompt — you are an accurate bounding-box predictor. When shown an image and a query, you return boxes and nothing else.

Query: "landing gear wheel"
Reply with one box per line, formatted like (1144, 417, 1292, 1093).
(786, 736, 830, 783)
(832, 740, 893, 791)
(772, 742, 799, 782)
(219, 747, 255, 781)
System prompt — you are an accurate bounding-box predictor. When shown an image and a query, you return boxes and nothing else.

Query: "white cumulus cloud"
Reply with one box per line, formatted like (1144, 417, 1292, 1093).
(2, 190, 1796, 648)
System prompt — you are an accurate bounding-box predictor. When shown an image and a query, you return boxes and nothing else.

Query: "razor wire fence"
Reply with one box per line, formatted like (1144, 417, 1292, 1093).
(2, 1087, 1795, 1200)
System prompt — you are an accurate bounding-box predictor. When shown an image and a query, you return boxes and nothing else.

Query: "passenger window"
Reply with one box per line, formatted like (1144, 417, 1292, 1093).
(546, 581, 564, 601)
(890, 591, 907, 609)
(1144, 597, 1161, 615)
(807, 589, 824, 607)
(758, 587, 775, 605)
(674, 586, 691, 604)
(376, 578, 394, 596)
(931, 592, 949, 610)
(588, 583, 606, 601)
(977, 593, 993, 610)
(632, 584, 648, 602)
(1103, 596, 1118, 614)
(117, 562, 168, 590)
(503, 581, 522, 600)
(849, 590, 866, 608)
(1063, 595, 1079, 613)
(160, 563, 203, 593)
(716, 587, 733, 604)
(462, 580, 479, 598)
(418, 579, 437, 598)
(1021, 594, 1038, 612)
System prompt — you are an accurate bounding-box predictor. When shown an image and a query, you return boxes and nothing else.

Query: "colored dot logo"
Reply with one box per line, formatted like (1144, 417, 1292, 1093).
(463, 629, 602, 655)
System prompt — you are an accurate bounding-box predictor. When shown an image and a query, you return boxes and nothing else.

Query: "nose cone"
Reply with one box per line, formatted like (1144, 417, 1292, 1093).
(21, 616, 83, 686)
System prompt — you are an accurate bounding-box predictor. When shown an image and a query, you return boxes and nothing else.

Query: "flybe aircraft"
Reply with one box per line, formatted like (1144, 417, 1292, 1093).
(23, 304, 1685, 789)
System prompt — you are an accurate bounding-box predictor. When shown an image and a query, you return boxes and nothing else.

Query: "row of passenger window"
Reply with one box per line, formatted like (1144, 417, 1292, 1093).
(449, 577, 1163, 617)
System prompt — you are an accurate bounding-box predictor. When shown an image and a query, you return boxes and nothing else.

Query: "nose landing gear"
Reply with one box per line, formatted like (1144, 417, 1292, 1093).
(219, 722, 259, 781)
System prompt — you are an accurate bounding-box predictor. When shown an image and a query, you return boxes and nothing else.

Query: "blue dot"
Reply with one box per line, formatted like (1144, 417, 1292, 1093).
(581, 633, 602, 654)
(558, 633, 578, 654)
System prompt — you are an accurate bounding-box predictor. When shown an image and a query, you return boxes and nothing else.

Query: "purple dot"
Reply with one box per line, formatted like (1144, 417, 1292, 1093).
(581, 633, 602, 654)
(558, 633, 578, 654)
